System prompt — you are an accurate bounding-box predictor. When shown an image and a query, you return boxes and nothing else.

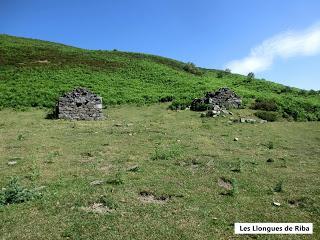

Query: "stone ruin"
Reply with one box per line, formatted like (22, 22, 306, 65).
(57, 88, 104, 120)
(191, 87, 242, 111)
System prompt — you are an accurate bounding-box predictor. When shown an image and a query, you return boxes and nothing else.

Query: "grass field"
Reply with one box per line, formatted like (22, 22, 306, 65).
(1, 104, 319, 239)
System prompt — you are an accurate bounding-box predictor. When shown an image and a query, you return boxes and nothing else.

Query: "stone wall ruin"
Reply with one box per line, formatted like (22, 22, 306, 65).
(191, 87, 242, 111)
(57, 88, 104, 120)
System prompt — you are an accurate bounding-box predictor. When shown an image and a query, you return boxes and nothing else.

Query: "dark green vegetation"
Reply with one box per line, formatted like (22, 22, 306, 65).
(0, 177, 41, 205)
(1, 34, 319, 121)
(1, 105, 319, 239)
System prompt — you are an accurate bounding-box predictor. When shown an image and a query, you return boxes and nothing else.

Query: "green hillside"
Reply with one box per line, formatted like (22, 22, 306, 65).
(0, 34, 319, 120)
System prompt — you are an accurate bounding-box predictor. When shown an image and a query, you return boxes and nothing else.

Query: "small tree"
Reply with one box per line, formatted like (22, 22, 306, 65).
(247, 72, 255, 80)
(225, 68, 231, 74)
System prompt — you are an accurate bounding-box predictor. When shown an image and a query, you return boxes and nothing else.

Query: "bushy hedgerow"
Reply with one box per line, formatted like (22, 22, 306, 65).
(251, 98, 278, 111)
(254, 111, 279, 122)
(168, 100, 190, 110)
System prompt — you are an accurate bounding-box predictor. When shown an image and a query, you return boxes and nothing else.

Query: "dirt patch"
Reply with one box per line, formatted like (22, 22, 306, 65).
(139, 191, 171, 204)
(218, 177, 232, 190)
(80, 203, 113, 214)
(99, 164, 113, 174)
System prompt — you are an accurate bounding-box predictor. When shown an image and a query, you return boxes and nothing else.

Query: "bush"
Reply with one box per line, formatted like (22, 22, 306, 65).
(216, 71, 224, 78)
(254, 111, 278, 122)
(0, 177, 41, 206)
(273, 180, 284, 192)
(190, 99, 208, 111)
(251, 99, 278, 111)
(168, 100, 190, 110)
(183, 62, 202, 75)
(159, 96, 174, 103)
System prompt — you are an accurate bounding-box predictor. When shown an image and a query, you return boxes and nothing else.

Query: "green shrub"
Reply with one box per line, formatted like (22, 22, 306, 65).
(216, 71, 224, 78)
(273, 180, 284, 192)
(168, 100, 190, 110)
(0, 177, 41, 206)
(183, 62, 202, 75)
(251, 98, 278, 111)
(190, 99, 208, 111)
(254, 111, 278, 122)
(266, 141, 274, 149)
(159, 96, 174, 103)
(107, 172, 124, 185)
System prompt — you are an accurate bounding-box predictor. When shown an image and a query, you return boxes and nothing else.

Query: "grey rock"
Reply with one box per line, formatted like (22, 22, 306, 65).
(221, 109, 229, 115)
(7, 161, 17, 165)
(245, 119, 256, 124)
(90, 180, 104, 186)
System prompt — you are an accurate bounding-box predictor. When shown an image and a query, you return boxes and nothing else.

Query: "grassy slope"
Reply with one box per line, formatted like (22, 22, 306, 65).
(0, 105, 319, 239)
(0, 34, 319, 120)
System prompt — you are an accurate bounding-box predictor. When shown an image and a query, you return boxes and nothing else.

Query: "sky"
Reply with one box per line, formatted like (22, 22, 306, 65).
(1, 0, 320, 90)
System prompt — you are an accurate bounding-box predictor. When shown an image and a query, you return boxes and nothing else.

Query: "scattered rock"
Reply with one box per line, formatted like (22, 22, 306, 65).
(34, 186, 46, 191)
(221, 109, 230, 115)
(115, 123, 122, 127)
(36, 60, 49, 64)
(126, 123, 134, 127)
(234, 137, 239, 141)
(240, 118, 246, 123)
(90, 180, 104, 186)
(245, 119, 256, 124)
(201, 107, 233, 118)
(7, 161, 17, 165)
(273, 201, 281, 207)
(260, 120, 268, 123)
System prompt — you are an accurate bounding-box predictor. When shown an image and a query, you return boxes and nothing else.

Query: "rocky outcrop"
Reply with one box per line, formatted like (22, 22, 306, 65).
(58, 88, 104, 120)
(191, 87, 242, 111)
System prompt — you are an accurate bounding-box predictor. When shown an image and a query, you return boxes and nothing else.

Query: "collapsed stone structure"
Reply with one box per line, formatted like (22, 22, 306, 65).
(191, 87, 242, 111)
(57, 88, 104, 120)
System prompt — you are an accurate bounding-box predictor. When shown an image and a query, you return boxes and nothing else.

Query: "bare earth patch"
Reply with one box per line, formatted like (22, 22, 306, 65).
(139, 191, 171, 204)
(218, 177, 232, 190)
(80, 203, 113, 214)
